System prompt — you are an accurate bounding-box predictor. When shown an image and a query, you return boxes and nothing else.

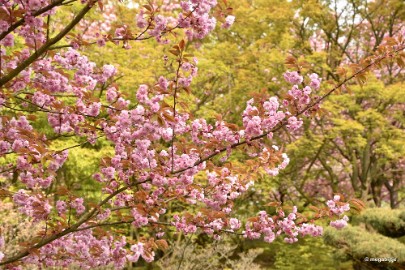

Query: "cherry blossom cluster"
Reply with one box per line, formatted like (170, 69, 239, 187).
(13, 190, 52, 221)
(30, 49, 115, 136)
(242, 72, 321, 140)
(309, 31, 327, 52)
(0, 0, 53, 34)
(170, 211, 241, 241)
(242, 207, 323, 244)
(56, 197, 86, 215)
(127, 242, 155, 264)
(23, 230, 129, 269)
(285, 72, 321, 116)
(178, 60, 199, 87)
(327, 195, 351, 229)
(2, 0, 52, 14)
(242, 198, 350, 244)
(79, 4, 117, 42)
(1, 152, 352, 264)
(134, 0, 235, 42)
(2, 222, 158, 269)
(0, 115, 68, 200)
(94, 76, 301, 194)
(168, 194, 349, 246)
(202, 168, 253, 210)
(259, 146, 290, 177)
(0, 116, 33, 154)
(0, 0, 55, 51)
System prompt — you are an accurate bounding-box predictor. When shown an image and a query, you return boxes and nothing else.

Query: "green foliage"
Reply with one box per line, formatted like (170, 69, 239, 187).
(324, 225, 405, 262)
(352, 208, 405, 238)
(271, 237, 349, 270)
(51, 138, 114, 199)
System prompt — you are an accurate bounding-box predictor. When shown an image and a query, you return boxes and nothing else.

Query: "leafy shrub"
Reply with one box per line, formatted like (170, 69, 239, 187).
(352, 208, 405, 237)
(324, 225, 405, 263)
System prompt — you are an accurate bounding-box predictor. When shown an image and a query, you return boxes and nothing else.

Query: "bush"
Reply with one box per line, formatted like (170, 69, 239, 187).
(324, 225, 405, 265)
(352, 208, 405, 237)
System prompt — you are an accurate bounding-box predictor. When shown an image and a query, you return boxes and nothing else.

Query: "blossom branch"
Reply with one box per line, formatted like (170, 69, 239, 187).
(172, 45, 405, 175)
(0, 179, 149, 266)
(0, 0, 71, 41)
(0, 1, 95, 87)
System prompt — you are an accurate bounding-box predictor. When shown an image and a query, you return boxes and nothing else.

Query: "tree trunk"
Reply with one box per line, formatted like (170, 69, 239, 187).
(384, 181, 399, 209)
(371, 183, 382, 207)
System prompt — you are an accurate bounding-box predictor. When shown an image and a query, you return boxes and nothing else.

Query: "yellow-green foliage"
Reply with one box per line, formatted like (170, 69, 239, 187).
(239, 236, 348, 270)
(51, 138, 114, 199)
(324, 225, 405, 262)
(271, 237, 348, 270)
(352, 208, 405, 237)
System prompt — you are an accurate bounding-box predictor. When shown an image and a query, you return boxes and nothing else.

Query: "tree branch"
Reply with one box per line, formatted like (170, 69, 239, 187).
(172, 45, 405, 175)
(0, 0, 70, 41)
(0, 1, 94, 87)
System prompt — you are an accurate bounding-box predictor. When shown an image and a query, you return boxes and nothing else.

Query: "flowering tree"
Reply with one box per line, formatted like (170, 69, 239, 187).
(0, 0, 403, 268)
(270, 0, 405, 208)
